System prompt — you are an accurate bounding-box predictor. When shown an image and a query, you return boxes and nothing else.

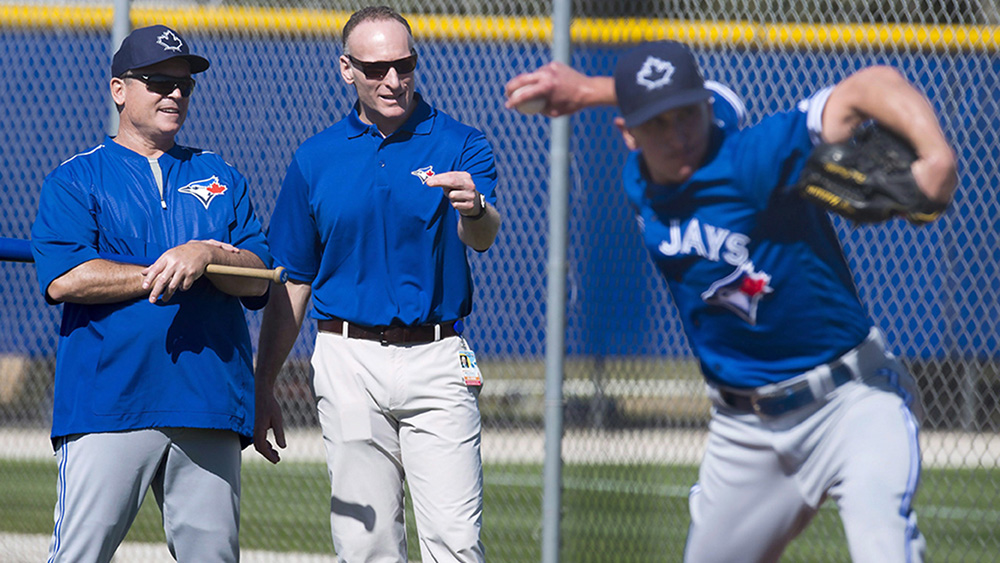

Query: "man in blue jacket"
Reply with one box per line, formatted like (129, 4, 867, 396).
(32, 24, 270, 563)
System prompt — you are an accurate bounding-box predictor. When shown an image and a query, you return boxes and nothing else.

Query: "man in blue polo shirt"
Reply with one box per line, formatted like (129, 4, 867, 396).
(253, 6, 500, 561)
(31, 25, 271, 562)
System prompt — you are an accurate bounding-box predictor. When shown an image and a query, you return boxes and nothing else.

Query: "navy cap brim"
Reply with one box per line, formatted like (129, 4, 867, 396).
(119, 54, 210, 76)
(622, 88, 713, 128)
(181, 54, 210, 74)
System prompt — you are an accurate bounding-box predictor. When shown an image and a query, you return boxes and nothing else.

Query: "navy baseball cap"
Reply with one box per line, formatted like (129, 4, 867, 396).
(111, 25, 210, 77)
(614, 41, 712, 128)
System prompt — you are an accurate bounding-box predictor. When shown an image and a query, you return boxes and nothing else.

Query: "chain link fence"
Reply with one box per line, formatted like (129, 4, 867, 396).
(2, 1, 999, 561)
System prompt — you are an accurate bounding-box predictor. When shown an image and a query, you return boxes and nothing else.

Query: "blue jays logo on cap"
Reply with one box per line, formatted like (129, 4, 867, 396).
(636, 56, 676, 91)
(112, 24, 210, 77)
(614, 41, 713, 128)
(156, 29, 184, 53)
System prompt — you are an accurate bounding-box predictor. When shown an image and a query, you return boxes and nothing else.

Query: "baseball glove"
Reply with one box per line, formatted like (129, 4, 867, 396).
(795, 123, 948, 225)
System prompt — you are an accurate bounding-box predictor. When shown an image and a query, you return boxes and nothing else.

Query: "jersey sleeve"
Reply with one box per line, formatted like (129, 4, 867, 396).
(731, 105, 816, 210)
(30, 168, 102, 301)
(267, 155, 321, 283)
(706, 81, 747, 133)
(227, 170, 271, 268)
(225, 169, 272, 311)
(801, 85, 834, 146)
(460, 130, 498, 205)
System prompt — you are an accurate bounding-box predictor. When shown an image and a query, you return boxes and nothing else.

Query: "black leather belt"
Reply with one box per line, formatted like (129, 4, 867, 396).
(317, 317, 459, 346)
(719, 363, 854, 417)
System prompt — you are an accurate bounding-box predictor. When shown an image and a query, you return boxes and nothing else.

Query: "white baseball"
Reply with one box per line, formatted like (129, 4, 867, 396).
(511, 86, 546, 115)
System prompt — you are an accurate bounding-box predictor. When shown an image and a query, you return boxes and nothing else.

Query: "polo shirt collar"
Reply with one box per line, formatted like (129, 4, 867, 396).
(345, 93, 436, 139)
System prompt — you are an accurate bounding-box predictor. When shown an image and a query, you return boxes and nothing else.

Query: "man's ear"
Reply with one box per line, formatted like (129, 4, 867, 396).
(614, 116, 638, 151)
(110, 77, 127, 107)
(339, 55, 355, 86)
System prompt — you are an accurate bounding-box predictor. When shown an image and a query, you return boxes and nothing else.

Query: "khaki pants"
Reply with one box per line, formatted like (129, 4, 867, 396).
(312, 331, 485, 562)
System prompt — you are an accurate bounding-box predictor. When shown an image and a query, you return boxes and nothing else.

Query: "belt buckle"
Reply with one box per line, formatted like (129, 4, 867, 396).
(378, 328, 389, 346)
(750, 392, 776, 416)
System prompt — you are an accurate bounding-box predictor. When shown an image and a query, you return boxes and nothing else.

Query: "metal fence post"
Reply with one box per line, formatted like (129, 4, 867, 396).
(108, 0, 130, 136)
(541, 1, 572, 562)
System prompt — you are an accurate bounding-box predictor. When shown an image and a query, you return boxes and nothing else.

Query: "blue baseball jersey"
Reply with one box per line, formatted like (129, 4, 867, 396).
(31, 137, 271, 443)
(268, 94, 498, 326)
(624, 88, 872, 388)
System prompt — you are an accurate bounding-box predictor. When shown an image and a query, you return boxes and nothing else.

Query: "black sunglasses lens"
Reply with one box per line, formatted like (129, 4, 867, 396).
(133, 75, 195, 97)
(353, 56, 416, 80)
(394, 57, 417, 75)
(362, 63, 391, 80)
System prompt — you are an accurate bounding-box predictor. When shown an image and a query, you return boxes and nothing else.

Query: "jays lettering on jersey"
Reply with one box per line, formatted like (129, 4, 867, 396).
(31, 137, 271, 443)
(624, 89, 873, 388)
(268, 94, 498, 327)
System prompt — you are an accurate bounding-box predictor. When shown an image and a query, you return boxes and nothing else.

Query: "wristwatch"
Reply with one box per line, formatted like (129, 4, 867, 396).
(464, 192, 488, 221)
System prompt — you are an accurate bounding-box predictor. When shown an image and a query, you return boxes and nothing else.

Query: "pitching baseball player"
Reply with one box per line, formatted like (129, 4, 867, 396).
(31, 25, 270, 562)
(253, 6, 500, 562)
(505, 42, 957, 561)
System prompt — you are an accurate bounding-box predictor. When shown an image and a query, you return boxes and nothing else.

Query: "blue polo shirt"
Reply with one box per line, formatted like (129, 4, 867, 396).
(624, 88, 872, 388)
(32, 138, 271, 443)
(268, 95, 498, 326)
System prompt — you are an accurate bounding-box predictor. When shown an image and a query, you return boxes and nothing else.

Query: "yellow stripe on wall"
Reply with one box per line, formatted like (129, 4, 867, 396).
(1, 5, 998, 51)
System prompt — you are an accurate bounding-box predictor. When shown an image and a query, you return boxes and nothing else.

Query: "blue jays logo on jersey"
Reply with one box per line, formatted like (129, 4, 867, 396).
(156, 30, 184, 53)
(701, 262, 773, 325)
(639, 212, 774, 324)
(411, 166, 435, 184)
(178, 176, 228, 209)
(636, 56, 675, 91)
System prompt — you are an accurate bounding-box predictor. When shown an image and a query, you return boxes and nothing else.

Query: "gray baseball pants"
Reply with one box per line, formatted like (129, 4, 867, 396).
(686, 330, 925, 562)
(47, 427, 241, 563)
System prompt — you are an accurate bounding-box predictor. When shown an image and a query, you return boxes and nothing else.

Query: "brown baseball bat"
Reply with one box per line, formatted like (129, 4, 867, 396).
(204, 263, 288, 283)
(0, 237, 288, 283)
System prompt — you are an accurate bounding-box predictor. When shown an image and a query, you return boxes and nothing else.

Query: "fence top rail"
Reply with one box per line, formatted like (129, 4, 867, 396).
(1, 4, 999, 51)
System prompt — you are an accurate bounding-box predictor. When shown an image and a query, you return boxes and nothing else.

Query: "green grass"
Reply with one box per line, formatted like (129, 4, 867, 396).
(3, 459, 998, 561)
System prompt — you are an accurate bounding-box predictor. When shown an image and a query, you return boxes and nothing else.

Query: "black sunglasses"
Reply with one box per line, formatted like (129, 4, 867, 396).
(347, 53, 418, 81)
(122, 73, 197, 97)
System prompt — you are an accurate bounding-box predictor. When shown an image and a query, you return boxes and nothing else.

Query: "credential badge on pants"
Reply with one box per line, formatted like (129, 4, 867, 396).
(459, 350, 482, 386)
